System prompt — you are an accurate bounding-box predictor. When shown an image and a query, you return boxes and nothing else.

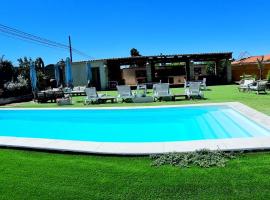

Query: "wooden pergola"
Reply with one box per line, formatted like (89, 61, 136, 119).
(96, 52, 233, 85)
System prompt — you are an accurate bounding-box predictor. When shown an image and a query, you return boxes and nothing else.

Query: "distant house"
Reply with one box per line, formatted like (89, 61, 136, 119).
(71, 52, 232, 90)
(232, 54, 270, 81)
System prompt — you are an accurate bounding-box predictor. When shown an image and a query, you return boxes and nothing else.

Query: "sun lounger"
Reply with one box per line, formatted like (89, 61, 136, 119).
(117, 85, 134, 102)
(153, 83, 173, 101)
(238, 79, 254, 92)
(185, 82, 204, 99)
(249, 81, 267, 94)
(84, 87, 105, 104)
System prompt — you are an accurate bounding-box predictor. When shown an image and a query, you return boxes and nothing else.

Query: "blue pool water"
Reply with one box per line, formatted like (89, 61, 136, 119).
(0, 106, 269, 142)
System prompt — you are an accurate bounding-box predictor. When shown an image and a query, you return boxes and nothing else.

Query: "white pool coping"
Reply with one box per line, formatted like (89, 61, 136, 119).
(0, 102, 270, 155)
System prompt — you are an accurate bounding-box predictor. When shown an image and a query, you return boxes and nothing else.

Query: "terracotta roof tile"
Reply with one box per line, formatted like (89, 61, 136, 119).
(232, 54, 270, 65)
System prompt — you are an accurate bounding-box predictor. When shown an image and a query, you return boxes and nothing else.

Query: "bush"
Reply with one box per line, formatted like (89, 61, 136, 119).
(267, 70, 270, 82)
(3, 75, 30, 97)
(150, 149, 241, 168)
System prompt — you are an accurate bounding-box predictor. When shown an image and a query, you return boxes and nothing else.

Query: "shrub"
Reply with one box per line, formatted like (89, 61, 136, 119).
(150, 149, 241, 168)
(3, 75, 30, 97)
(267, 70, 270, 82)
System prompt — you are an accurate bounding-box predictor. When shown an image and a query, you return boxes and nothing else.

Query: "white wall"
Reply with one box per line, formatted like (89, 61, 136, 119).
(71, 62, 88, 86)
(71, 60, 107, 89)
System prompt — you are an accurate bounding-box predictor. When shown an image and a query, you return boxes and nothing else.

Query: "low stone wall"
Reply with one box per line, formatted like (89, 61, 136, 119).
(0, 94, 33, 106)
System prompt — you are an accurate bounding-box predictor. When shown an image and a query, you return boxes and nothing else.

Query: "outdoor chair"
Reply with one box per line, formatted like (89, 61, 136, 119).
(153, 83, 173, 101)
(200, 78, 207, 90)
(238, 79, 254, 92)
(249, 81, 267, 94)
(117, 85, 134, 102)
(84, 87, 105, 104)
(73, 86, 86, 92)
(184, 80, 189, 88)
(136, 84, 147, 97)
(185, 82, 204, 99)
(36, 91, 47, 103)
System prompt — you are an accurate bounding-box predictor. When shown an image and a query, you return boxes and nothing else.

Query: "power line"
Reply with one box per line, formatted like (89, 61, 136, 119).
(0, 23, 94, 59)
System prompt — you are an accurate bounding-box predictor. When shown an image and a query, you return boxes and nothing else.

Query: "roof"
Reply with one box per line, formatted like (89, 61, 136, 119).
(90, 52, 232, 62)
(232, 54, 270, 65)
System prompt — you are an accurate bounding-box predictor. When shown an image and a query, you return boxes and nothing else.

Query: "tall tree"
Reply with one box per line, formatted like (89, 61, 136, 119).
(35, 57, 45, 73)
(257, 56, 264, 80)
(130, 48, 141, 57)
(17, 57, 32, 81)
(0, 55, 14, 86)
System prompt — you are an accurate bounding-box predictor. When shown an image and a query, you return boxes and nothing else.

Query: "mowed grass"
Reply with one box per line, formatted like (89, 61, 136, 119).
(1, 84, 270, 199)
(7, 85, 270, 115)
(0, 149, 270, 200)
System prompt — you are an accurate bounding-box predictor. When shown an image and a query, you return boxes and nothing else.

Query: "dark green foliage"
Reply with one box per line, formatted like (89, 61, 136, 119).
(150, 149, 240, 168)
(17, 56, 32, 81)
(130, 48, 141, 57)
(0, 56, 14, 86)
(17, 56, 47, 89)
(206, 61, 216, 75)
(267, 70, 270, 82)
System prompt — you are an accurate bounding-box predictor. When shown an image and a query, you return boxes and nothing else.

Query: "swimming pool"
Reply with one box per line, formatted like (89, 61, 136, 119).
(0, 103, 270, 154)
(0, 104, 269, 143)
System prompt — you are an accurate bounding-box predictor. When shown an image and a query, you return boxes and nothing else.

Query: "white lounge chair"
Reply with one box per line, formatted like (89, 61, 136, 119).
(249, 81, 267, 94)
(117, 85, 134, 102)
(153, 83, 173, 101)
(185, 82, 204, 99)
(238, 79, 254, 92)
(84, 87, 104, 104)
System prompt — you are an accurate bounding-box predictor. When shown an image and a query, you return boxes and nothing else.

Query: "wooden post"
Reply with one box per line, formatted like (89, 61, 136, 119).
(150, 61, 155, 82)
(185, 60, 190, 81)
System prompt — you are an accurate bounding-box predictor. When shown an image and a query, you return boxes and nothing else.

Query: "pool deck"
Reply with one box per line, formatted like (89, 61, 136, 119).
(0, 102, 270, 155)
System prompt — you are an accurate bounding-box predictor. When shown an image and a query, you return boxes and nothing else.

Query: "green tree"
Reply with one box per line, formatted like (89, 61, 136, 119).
(130, 48, 141, 57)
(17, 57, 32, 81)
(0, 55, 14, 87)
(17, 57, 46, 89)
(35, 57, 45, 73)
(205, 61, 216, 75)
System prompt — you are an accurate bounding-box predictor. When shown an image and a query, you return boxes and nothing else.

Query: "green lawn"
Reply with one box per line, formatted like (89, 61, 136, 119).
(0, 149, 270, 200)
(6, 85, 270, 115)
(1, 84, 270, 199)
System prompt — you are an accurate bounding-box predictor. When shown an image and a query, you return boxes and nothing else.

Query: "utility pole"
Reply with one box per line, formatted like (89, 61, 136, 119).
(69, 35, 73, 62)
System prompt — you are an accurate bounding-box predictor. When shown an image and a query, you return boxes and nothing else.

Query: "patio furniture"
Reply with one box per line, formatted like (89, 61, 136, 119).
(84, 87, 105, 104)
(153, 83, 173, 101)
(200, 78, 207, 90)
(238, 79, 255, 92)
(36, 91, 47, 103)
(249, 81, 267, 94)
(185, 82, 204, 99)
(117, 85, 134, 102)
(64, 86, 86, 96)
(184, 80, 189, 88)
(56, 95, 72, 105)
(173, 94, 188, 101)
(98, 96, 117, 103)
(132, 96, 154, 103)
(136, 84, 147, 97)
(54, 90, 65, 99)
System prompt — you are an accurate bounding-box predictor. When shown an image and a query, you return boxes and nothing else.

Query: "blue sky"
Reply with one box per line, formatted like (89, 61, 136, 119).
(0, 0, 269, 66)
